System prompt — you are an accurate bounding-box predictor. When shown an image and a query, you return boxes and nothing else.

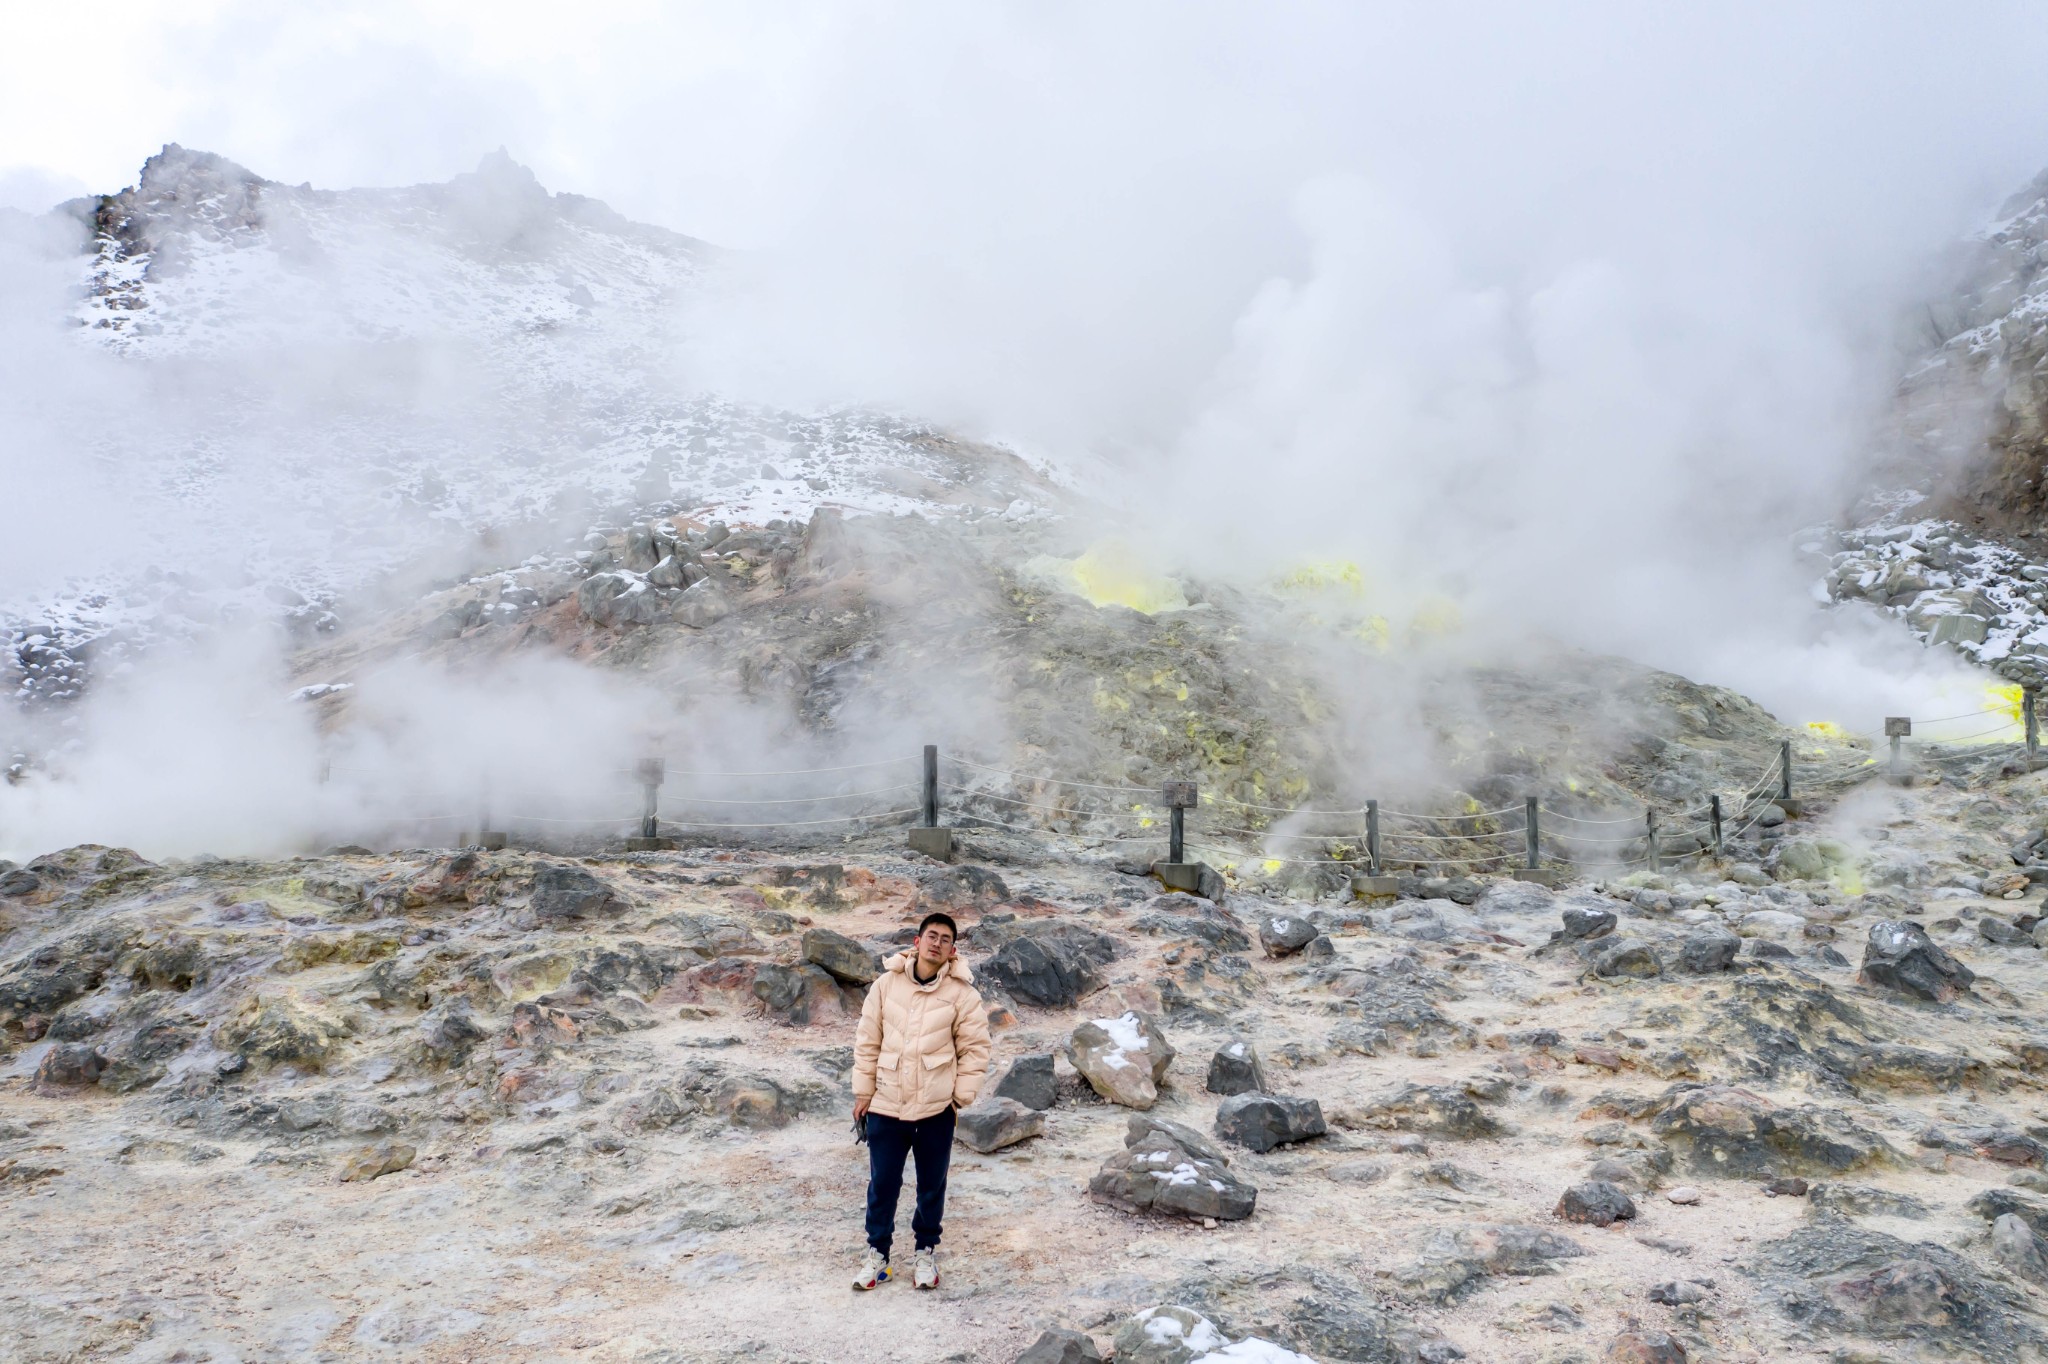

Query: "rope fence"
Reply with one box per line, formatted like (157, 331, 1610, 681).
(309, 690, 2048, 874)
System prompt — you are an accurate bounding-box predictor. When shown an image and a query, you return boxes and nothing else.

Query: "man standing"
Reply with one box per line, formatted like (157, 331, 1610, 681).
(851, 911, 991, 1291)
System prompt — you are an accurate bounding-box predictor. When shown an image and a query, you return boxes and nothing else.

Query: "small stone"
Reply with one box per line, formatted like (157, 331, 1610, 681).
(1258, 912, 1320, 957)
(1557, 1179, 1638, 1226)
(1014, 1328, 1104, 1364)
(339, 1143, 416, 1183)
(954, 1097, 1044, 1153)
(1302, 934, 1335, 960)
(1605, 1328, 1688, 1362)
(1562, 905, 1618, 940)
(1391, 1133, 1429, 1155)
(1665, 1185, 1701, 1205)
(1205, 1039, 1269, 1096)
(1326, 1159, 1390, 1185)
(1648, 1280, 1710, 1305)
(1763, 1176, 1810, 1197)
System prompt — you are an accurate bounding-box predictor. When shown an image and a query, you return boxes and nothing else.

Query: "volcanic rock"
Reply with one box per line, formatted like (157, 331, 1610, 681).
(1014, 1329, 1104, 1364)
(1650, 1084, 1892, 1178)
(1678, 928, 1741, 974)
(1562, 905, 1617, 940)
(1204, 1039, 1268, 1096)
(1557, 1179, 1638, 1226)
(1392, 1223, 1588, 1304)
(1595, 939, 1662, 979)
(1858, 920, 1974, 1002)
(750, 963, 845, 1025)
(1214, 1092, 1326, 1152)
(984, 922, 1116, 1008)
(34, 1042, 103, 1088)
(993, 1053, 1057, 1110)
(1089, 1115, 1256, 1222)
(955, 1096, 1044, 1153)
(1257, 911, 1320, 957)
(1067, 1011, 1174, 1109)
(1111, 1307, 1226, 1364)
(800, 928, 881, 985)
(529, 864, 624, 922)
(339, 1143, 415, 1183)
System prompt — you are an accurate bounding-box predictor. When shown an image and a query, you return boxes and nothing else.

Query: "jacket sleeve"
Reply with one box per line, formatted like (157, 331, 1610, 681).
(951, 988, 993, 1108)
(852, 976, 885, 1101)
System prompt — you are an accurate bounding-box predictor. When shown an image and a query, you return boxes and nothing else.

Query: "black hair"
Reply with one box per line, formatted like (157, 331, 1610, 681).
(916, 911, 958, 941)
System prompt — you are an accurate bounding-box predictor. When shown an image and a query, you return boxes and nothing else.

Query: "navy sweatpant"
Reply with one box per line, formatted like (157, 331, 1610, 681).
(864, 1108, 955, 1256)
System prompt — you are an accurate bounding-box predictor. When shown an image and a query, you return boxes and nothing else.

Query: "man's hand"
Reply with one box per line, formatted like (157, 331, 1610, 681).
(854, 1096, 871, 1120)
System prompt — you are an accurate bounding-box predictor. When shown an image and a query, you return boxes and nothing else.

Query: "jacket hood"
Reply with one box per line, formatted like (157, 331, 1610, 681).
(885, 949, 974, 986)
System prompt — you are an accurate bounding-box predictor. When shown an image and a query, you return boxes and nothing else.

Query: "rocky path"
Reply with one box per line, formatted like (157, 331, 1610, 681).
(8, 765, 2048, 1362)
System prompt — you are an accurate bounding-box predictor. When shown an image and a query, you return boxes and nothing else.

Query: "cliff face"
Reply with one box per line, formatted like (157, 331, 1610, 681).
(1895, 172, 2048, 536)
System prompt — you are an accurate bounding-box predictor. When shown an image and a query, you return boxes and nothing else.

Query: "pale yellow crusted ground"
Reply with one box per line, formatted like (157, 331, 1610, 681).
(5, 768, 2048, 1362)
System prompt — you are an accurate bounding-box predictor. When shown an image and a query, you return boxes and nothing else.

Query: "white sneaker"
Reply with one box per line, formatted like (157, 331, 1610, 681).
(852, 1247, 891, 1291)
(913, 1246, 939, 1290)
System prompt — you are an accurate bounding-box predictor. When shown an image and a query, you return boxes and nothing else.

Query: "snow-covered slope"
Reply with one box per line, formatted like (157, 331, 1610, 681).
(4, 147, 1065, 710)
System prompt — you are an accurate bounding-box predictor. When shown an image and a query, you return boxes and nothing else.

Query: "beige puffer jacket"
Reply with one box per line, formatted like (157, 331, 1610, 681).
(852, 951, 992, 1122)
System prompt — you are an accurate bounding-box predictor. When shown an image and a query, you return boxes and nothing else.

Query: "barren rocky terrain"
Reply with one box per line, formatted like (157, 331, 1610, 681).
(10, 751, 2048, 1363)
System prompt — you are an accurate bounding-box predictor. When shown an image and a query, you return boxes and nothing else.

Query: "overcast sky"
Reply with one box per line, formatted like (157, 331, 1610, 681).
(7, 2, 2048, 248)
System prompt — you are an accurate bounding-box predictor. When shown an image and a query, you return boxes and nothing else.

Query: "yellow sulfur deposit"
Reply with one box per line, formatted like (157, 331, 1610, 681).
(1057, 542, 1189, 614)
(1262, 859, 1285, 874)
(1804, 721, 1852, 742)
(1991, 683, 2028, 724)
(1277, 560, 1367, 595)
(1408, 595, 1463, 639)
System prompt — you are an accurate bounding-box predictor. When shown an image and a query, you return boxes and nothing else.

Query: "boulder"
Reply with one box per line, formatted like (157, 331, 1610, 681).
(34, 1042, 103, 1087)
(750, 963, 845, 1025)
(1111, 1307, 1227, 1364)
(217, 991, 350, 1069)
(1993, 1214, 2048, 1283)
(0, 868, 39, 897)
(1014, 1329, 1104, 1364)
(339, 1142, 415, 1183)
(1562, 905, 1617, 940)
(1594, 939, 1662, 979)
(1980, 916, 2027, 946)
(1604, 1331, 1688, 1363)
(1215, 1092, 1326, 1152)
(800, 928, 881, 986)
(1557, 1180, 1638, 1226)
(672, 577, 731, 628)
(1204, 1039, 1268, 1096)
(1089, 1115, 1256, 1222)
(530, 864, 624, 922)
(1774, 838, 1830, 882)
(1859, 921, 1974, 1003)
(993, 1053, 1057, 1110)
(955, 1096, 1045, 1153)
(1068, 1012, 1174, 1109)
(1650, 1084, 1893, 1177)
(1392, 1223, 1588, 1304)
(1679, 928, 1741, 974)
(984, 923, 1116, 1008)
(1257, 911, 1319, 957)
(1351, 1083, 1505, 1139)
